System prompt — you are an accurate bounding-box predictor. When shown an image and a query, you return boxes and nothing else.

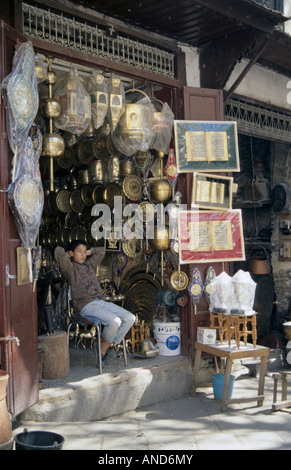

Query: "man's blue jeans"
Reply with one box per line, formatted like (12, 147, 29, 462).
(80, 298, 135, 345)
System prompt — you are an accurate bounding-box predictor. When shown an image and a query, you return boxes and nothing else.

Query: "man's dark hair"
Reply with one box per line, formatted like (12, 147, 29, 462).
(68, 239, 87, 252)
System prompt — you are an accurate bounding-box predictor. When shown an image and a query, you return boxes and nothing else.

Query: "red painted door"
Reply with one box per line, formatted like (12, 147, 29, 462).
(180, 86, 228, 360)
(0, 21, 39, 417)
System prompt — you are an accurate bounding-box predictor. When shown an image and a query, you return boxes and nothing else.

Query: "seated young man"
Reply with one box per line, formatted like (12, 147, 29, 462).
(54, 240, 135, 361)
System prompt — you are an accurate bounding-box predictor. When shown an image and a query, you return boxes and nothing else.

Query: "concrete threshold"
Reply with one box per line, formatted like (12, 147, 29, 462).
(18, 355, 193, 422)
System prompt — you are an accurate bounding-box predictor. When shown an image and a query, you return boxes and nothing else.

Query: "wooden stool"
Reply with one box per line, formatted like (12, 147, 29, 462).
(272, 371, 291, 412)
(210, 311, 257, 349)
(210, 312, 227, 343)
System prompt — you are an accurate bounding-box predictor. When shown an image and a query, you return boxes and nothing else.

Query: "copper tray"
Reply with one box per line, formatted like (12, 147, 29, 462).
(122, 175, 142, 202)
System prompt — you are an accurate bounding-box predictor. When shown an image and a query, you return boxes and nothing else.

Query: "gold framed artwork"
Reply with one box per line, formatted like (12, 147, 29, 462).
(174, 121, 240, 173)
(192, 172, 233, 211)
(177, 209, 245, 264)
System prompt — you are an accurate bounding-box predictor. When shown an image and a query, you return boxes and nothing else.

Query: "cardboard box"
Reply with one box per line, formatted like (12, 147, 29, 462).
(197, 327, 216, 344)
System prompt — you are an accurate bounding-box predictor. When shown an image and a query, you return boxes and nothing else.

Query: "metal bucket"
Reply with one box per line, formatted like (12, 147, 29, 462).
(14, 428, 65, 450)
(247, 246, 271, 274)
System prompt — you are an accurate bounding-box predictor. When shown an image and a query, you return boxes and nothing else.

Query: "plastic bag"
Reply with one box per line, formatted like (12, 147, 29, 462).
(151, 101, 174, 154)
(112, 92, 154, 156)
(8, 126, 44, 248)
(209, 271, 234, 314)
(1, 41, 39, 153)
(231, 269, 257, 314)
(87, 71, 108, 130)
(54, 68, 91, 135)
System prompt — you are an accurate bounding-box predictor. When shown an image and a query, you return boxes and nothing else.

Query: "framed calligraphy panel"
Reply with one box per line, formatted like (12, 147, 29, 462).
(192, 172, 233, 211)
(174, 121, 240, 173)
(178, 210, 245, 264)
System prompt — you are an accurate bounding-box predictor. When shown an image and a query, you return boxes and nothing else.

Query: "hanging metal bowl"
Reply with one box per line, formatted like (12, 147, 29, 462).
(57, 148, 74, 169)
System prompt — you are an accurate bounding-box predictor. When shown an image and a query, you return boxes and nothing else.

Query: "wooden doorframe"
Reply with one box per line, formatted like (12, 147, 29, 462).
(180, 86, 227, 361)
(0, 21, 39, 417)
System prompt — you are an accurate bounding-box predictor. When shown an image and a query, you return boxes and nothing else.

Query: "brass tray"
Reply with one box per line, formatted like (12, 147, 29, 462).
(170, 270, 189, 291)
(70, 189, 85, 213)
(122, 175, 142, 202)
(56, 189, 72, 213)
(103, 182, 122, 208)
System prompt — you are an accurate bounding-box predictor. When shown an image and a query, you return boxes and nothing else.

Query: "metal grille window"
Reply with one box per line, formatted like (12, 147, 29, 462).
(22, 2, 176, 79)
(225, 97, 291, 142)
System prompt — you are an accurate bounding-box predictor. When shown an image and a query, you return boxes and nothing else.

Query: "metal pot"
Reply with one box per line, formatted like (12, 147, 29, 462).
(149, 225, 171, 251)
(149, 179, 172, 203)
(247, 246, 271, 274)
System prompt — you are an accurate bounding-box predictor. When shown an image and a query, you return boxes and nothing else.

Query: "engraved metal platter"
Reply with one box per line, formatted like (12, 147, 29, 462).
(122, 175, 142, 202)
(170, 270, 189, 291)
(56, 189, 72, 213)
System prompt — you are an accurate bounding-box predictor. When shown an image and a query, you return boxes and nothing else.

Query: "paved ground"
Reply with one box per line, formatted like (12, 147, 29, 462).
(13, 372, 291, 451)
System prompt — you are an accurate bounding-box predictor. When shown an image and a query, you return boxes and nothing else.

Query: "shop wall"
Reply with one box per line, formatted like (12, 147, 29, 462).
(225, 59, 291, 111)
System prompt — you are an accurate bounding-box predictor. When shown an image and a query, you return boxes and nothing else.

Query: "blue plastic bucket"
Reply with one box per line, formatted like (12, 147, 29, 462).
(212, 374, 235, 400)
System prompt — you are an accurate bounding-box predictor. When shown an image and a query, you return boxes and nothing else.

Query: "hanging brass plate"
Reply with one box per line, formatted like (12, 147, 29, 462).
(170, 270, 189, 291)
(122, 175, 142, 202)
(64, 211, 79, 227)
(56, 189, 72, 213)
(48, 191, 59, 214)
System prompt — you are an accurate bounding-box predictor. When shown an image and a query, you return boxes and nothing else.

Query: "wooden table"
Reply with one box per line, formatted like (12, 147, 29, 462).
(191, 341, 270, 411)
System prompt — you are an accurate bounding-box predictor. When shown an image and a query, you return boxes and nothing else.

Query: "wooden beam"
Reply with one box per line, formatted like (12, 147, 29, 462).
(200, 29, 260, 90)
